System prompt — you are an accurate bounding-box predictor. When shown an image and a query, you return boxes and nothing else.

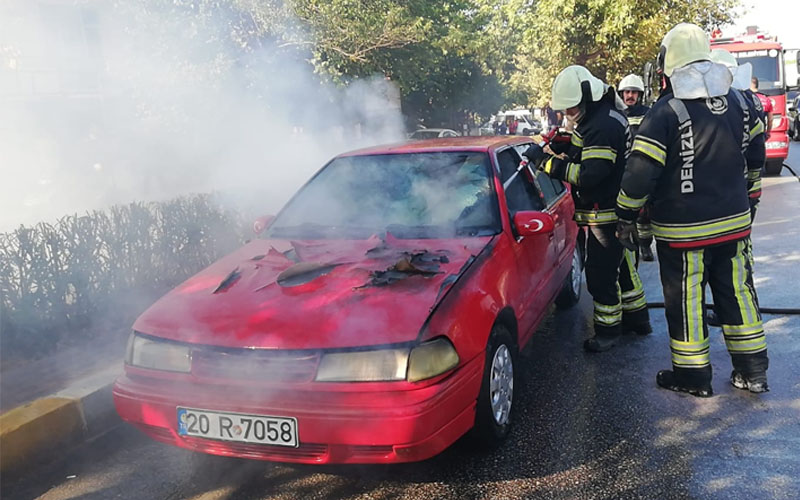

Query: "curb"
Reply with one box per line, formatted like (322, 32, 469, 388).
(0, 365, 121, 474)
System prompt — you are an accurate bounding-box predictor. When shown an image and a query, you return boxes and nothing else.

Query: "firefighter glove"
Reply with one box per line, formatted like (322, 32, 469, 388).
(523, 144, 547, 164)
(616, 219, 638, 251)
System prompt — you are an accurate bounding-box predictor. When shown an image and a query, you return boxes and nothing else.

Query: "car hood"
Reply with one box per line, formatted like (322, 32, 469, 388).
(133, 234, 492, 350)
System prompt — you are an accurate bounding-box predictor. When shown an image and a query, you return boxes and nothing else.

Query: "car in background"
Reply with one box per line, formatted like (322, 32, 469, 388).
(409, 128, 460, 139)
(788, 92, 799, 141)
(113, 136, 581, 465)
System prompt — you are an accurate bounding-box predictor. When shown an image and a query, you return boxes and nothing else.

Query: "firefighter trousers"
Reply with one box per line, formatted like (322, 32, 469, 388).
(657, 238, 768, 385)
(584, 224, 649, 338)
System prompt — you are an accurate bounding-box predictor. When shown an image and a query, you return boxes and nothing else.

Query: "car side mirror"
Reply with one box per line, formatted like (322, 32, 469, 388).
(513, 211, 555, 237)
(253, 215, 275, 235)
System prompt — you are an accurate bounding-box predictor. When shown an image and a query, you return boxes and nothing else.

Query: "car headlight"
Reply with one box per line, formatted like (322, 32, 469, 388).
(125, 332, 192, 372)
(407, 338, 460, 382)
(315, 348, 409, 382)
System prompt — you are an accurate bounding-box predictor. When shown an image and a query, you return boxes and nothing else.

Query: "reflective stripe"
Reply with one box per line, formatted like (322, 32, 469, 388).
(682, 249, 705, 344)
(670, 337, 710, 368)
(652, 211, 751, 243)
(593, 300, 622, 326)
(571, 132, 584, 148)
(617, 189, 648, 211)
(628, 116, 644, 126)
(748, 179, 762, 194)
(747, 170, 761, 180)
(732, 240, 759, 326)
(723, 320, 767, 354)
(574, 208, 618, 226)
(565, 162, 581, 184)
(632, 137, 666, 165)
(749, 120, 765, 138)
(621, 249, 647, 312)
(636, 222, 653, 239)
(582, 147, 617, 162)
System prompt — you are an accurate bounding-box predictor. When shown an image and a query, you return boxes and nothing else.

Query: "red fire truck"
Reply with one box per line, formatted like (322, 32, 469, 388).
(712, 26, 798, 175)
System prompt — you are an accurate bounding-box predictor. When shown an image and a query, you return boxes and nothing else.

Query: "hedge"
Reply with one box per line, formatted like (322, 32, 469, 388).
(0, 194, 246, 362)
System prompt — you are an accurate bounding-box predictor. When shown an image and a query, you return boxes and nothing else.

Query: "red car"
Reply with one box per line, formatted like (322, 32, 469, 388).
(113, 136, 581, 464)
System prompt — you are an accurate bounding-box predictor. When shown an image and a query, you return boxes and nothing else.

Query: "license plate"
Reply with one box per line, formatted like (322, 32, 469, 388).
(177, 407, 298, 447)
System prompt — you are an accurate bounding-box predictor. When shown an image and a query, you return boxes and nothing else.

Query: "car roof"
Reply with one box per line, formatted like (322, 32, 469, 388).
(411, 128, 454, 133)
(338, 136, 534, 157)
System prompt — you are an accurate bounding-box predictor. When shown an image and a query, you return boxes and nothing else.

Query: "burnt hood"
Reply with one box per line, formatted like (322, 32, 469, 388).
(133, 234, 491, 350)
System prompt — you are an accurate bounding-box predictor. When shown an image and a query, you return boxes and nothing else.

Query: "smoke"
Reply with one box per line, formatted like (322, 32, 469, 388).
(0, 0, 405, 232)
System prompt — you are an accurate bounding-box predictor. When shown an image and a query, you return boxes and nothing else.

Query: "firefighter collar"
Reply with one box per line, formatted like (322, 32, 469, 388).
(670, 61, 732, 100)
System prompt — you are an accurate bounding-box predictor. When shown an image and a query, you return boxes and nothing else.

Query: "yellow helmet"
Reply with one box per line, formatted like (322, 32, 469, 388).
(551, 65, 606, 110)
(618, 74, 645, 92)
(658, 23, 711, 77)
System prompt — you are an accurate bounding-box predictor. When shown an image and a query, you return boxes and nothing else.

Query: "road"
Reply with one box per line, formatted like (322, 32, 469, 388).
(3, 145, 799, 500)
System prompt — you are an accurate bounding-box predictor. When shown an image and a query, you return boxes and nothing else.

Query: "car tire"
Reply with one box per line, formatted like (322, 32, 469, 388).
(522, 128, 531, 136)
(555, 245, 583, 309)
(764, 160, 783, 176)
(468, 324, 517, 449)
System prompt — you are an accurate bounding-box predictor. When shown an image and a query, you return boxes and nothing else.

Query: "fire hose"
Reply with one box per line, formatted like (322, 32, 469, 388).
(646, 302, 800, 315)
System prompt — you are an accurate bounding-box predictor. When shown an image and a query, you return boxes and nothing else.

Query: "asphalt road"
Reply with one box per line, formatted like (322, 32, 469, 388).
(3, 144, 799, 500)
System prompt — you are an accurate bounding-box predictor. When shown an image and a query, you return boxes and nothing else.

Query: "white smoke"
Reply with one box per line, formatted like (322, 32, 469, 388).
(0, 0, 405, 231)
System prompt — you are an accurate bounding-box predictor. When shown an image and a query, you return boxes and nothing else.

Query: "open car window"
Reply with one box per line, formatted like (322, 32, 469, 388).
(496, 148, 545, 213)
(268, 152, 502, 239)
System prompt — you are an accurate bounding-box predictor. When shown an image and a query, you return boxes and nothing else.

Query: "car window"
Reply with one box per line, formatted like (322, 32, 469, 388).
(267, 152, 501, 239)
(512, 144, 565, 206)
(496, 148, 545, 213)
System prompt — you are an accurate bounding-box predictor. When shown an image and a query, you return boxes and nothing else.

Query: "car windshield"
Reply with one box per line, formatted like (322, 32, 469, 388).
(410, 130, 442, 139)
(267, 152, 500, 239)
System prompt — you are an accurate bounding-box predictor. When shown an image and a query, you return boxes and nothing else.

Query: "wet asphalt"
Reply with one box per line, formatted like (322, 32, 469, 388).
(2, 146, 799, 500)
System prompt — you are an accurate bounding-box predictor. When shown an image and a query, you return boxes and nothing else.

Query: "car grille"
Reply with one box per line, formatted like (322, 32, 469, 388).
(191, 348, 320, 383)
(183, 436, 329, 461)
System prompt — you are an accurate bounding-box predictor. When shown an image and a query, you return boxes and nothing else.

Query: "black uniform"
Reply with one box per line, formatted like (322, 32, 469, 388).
(616, 87, 767, 388)
(624, 103, 654, 252)
(538, 94, 649, 340)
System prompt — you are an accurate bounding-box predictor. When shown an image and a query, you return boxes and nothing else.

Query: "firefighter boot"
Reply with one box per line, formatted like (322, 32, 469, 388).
(583, 335, 619, 353)
(656, 369, 713, 398)
(730, 370, 769, 393)
(640, 242, 654, 262)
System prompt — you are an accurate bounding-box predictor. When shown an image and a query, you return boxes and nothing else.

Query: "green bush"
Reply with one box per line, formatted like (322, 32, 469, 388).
(0, 194, 246, 362)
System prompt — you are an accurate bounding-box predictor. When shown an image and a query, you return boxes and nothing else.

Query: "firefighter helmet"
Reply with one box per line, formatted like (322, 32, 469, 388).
(709, 48, 737, 69)
(658, 23, 711, 77)
(618, 74, 645, 92)
(551, 65, 606, 111)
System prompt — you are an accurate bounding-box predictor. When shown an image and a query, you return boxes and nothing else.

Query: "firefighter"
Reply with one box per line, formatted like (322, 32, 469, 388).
(523, 65, 651, 352)
(710, 49, 764, 216)
(615, 23, 768, 397)
(618, 74, 655, 261)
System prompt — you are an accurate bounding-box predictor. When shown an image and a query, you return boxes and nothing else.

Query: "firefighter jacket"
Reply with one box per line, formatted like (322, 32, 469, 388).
(624, 103, 650, 138)
(615, 88, 765, 248)
(544, 96, 631, 227)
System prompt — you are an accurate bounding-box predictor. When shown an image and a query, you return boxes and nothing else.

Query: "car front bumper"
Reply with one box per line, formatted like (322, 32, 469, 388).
(113, 353, 484, 464)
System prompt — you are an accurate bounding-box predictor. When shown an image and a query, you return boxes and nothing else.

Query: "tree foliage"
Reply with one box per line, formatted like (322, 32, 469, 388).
(511, 0, 740, 106)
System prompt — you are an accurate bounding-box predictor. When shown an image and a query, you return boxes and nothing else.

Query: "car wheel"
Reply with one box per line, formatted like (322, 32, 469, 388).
(764, 159, 783, 176)
(555, 245, 583, 308)
(469, 324, 517, 449)
(522, 128, 531, 136)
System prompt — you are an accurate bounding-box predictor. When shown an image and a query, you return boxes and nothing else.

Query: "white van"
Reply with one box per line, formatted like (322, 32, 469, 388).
(497, 110, 542, 136)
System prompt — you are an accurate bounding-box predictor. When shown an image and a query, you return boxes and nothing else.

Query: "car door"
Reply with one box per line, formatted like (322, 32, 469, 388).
(495, 146, 553, 343)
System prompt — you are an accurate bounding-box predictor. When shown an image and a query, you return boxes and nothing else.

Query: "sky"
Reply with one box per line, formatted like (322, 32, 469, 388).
(728, 0, 800, 48)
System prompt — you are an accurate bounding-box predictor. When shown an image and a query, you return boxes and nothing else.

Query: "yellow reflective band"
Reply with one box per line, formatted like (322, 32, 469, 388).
(724, 336, 767, 353)
(671, 352, 711, 367)
(542, 157, 554, 174)
(566, 162, 581, 185)
(632, 137, 666, 165)
(747, 170, 761, 180)
(628, 116, 644, 126)
(670, 337, 710, 350)
(617, 189, 648, 211)
(749, 120, 765, 138)
(721, 322, 763, 336)
(574, 209, 618, 226)
(684, 249, 705, 343)
(652, 211, 751, 241)
(571, 132, 584, 148)
(732, 240, 759, 326)
(748, 180, 762, 193)
(622, 294, 647, 312)
(593, 301, 621, 314)
(582, 147, 617, 162)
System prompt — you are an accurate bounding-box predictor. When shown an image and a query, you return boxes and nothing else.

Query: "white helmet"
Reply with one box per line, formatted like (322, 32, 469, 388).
(618, 74, 645, 92)
(658, 23, 711, 77)
(709, 48, 752, 90)
(551, 65, 606, 110)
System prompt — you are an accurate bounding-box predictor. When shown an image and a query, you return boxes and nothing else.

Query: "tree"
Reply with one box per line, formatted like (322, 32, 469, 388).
(511, 0, 740, 106)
